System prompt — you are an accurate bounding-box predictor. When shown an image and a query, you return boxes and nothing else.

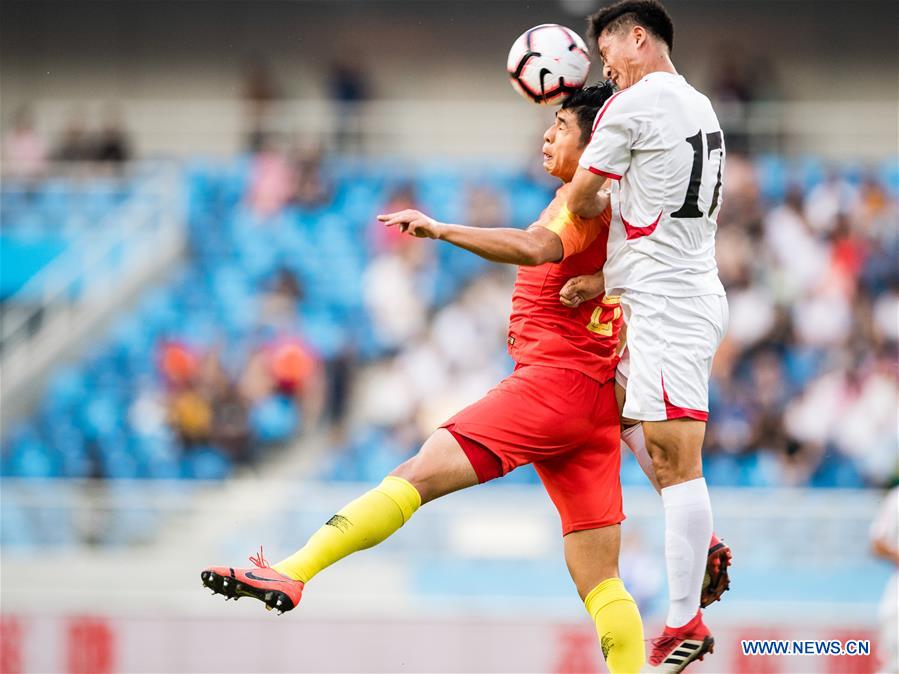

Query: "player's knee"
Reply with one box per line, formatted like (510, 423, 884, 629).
(644, 424, 704, 486)
(564, 526, 621, 600)
(645, 439, 681, 487)
(574, 567, 619, 601)
(390, 455, 435, 503)
(650, 451, 702, 486)
(390, 443, 469, 505)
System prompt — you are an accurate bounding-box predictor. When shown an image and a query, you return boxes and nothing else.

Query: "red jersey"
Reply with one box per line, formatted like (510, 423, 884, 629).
(506, 197, 622, 384)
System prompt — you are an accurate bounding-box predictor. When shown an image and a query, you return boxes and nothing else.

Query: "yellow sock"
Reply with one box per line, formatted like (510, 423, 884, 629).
(584, 577, 646, 674)
(272, 476, 421, 583)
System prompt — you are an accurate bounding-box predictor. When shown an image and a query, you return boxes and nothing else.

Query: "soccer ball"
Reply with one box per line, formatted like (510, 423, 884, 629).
(506, 24, 591, 105)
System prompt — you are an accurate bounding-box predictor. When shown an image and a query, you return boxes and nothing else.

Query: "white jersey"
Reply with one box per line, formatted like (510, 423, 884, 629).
(871, 487, 898, 674)
(579, 72, 726, 298)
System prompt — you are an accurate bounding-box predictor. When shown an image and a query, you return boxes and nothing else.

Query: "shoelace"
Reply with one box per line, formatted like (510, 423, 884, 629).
(248, 546, 269, 568)
(649, 634, 679, 664)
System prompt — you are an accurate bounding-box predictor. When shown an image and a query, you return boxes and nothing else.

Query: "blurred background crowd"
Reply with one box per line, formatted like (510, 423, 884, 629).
(4, 99, 896, 493)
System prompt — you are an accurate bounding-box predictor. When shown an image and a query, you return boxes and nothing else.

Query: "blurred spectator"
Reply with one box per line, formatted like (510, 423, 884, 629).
(805, 170, 858, 235)
(158, 341, 209, 446)
(93, 106, 132, 167)
(764, 186, 828, 298)
(291, 145, 332, 209)
(363, 238, 432, 352)
(54, 110, 94, 162)
(710, 49, 757, 154)
(357, 271, 511, 446)
(465, 184, 508, 229)
(169, 386, 213, 447)
(711, 51, 756, 105)
(259, 267, 305, 331)
(199, 350, 252, 463)
(241, 337, 325, 431)
(829, 354, 898, 483)
(2, 105, 47, 179)
(246, 136, 296, 217)
(241, 57, 282, 153)
(158, 341, 201, 390)
(329, 60, 370, 153)
(323, 345, 356, 442)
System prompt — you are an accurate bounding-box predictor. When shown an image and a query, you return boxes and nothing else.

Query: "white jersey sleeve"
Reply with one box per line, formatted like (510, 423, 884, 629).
(579, 90, 640, 181)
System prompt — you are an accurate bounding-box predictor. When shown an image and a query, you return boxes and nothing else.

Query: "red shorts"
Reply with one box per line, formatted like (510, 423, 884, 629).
(441, 364, 623, 535)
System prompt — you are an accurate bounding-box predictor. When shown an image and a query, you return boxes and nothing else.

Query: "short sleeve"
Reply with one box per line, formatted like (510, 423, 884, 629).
(544, 204, 611, 260)
(578, 91, 636, 181)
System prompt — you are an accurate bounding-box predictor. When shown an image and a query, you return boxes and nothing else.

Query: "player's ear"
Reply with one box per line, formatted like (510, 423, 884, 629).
(632, 25, 646, 49)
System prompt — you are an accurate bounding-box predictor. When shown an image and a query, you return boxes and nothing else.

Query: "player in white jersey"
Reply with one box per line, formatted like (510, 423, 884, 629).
(540, 1, 729, 671)
(871, 486, 898, 674)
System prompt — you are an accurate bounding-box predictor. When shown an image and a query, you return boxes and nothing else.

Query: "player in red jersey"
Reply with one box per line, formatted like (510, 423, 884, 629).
(202, 84, 648, 674)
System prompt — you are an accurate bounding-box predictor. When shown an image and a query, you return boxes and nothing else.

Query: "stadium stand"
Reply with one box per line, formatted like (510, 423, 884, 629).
(2, 153, 896, 514)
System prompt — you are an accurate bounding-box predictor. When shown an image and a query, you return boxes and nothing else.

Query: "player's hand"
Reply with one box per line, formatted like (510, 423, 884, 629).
(377, 209, 445, 240)
(560, 272, 605, 308)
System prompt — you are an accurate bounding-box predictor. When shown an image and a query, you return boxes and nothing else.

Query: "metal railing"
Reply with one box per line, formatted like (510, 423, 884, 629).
(0, 161, 187, 424)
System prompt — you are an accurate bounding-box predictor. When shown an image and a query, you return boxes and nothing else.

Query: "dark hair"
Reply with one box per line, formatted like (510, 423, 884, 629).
(561, 81, 616, 146)
(587, 0, 674, 53)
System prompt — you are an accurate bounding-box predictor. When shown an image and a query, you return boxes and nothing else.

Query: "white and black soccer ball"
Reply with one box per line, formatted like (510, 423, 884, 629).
(507, 24, 591, 105)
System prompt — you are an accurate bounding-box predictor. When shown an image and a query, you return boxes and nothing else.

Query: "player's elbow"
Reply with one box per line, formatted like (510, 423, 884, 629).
(522, 234, 562, 266)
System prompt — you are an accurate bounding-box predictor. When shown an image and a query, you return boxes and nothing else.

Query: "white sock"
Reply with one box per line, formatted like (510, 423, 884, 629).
(661, 477, 713, 628)
(621, 423, 660, 493)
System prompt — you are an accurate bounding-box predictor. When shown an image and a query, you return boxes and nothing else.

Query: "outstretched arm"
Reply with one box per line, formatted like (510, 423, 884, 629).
(377, 208, 563, 266)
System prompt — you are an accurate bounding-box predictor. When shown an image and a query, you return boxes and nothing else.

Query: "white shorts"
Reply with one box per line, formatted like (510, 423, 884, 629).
(614, 291, 728, 422)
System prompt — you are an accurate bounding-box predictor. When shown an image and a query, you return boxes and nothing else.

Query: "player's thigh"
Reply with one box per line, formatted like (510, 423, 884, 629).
(642, 418, 706, 486)
(443, 366, 597, 476)
(534, 382, 623, 537)
(391, 428, 478, 505)
(563, 524, 621, 600)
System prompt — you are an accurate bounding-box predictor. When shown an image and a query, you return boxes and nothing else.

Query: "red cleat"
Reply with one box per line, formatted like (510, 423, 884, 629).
(647, 611, 714, 673)
(701, 535, 732, 608)
(201, 547, 304, 614)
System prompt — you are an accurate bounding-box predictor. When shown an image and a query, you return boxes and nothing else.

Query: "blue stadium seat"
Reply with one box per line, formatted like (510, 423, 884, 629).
(181, 446, 232, 480)
(880, 158, 899, 197)
(7, 155, 894, 517)
(250, 395, 300, 444)
(755, 154, 788, 202)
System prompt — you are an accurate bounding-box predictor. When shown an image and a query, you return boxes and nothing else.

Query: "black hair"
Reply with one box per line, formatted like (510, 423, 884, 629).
(587, 0, 674, 53)
(560, 81, 616, 146)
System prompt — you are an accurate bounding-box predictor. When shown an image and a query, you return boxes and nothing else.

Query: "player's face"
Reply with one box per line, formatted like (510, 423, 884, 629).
(542, 109, 584, 182)
(597, 28, 640, 89)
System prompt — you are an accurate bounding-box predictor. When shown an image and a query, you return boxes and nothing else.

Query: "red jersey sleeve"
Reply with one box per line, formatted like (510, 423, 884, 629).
(539, 198, 611, 259)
